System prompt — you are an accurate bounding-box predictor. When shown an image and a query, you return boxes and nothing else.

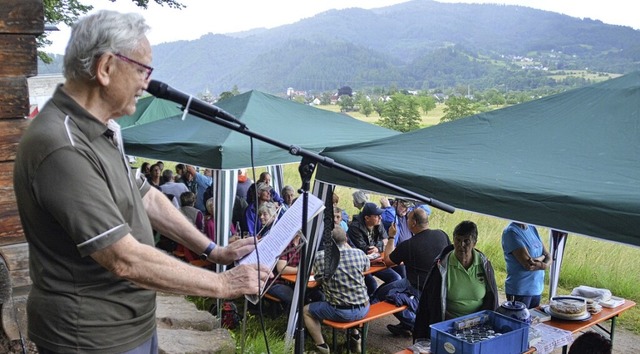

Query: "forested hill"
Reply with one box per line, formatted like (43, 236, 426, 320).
(40, 0, 640, 95)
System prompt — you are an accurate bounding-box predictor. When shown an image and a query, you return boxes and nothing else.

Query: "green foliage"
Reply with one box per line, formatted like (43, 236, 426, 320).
(354, 92, 373, 117)
(219, 85, 240, 101)
(320, 92, 332, 105)
(376, 93, 421, 132)
(338, 95, 356, 112)
(417, 95, 436, 115)
(440, 96, 477, 122)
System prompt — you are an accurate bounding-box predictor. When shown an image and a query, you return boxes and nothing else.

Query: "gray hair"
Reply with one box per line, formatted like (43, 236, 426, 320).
(281, 185, 295, 195)
(352, 190, 369, 208)
(161, 169, 174, 184)
(258, 201, 278, 218)
(64, 10, 150, 81)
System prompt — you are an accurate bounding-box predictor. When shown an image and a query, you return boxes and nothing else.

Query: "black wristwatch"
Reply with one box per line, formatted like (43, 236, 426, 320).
(200, 241, 216, 260)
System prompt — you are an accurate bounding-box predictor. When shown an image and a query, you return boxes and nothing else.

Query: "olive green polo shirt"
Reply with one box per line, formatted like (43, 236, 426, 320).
(445, 250, 487, 318)
(13, 85, 156, 353)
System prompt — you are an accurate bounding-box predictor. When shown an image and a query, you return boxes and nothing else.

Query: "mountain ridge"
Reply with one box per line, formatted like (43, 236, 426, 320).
(39, 0, 640, 95)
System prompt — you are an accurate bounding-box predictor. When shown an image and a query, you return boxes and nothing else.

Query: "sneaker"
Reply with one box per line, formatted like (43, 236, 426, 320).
(349, 333, 362, 354)
(315, 343, 330, 354)
(387, 323, 412, 337)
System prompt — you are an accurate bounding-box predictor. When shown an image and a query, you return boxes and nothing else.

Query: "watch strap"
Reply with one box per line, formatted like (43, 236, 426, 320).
(200, 241, 216, 260)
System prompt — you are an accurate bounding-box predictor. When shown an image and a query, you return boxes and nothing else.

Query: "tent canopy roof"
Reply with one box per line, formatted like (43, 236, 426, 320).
(122, 90, 399, 170)
(317, 72, 640, 246)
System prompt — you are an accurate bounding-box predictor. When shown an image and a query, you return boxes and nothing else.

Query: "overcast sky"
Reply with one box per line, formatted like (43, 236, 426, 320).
(45, 0, 640, 55)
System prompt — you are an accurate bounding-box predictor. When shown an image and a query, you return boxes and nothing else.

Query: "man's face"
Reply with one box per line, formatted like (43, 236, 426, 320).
(109, 37, 153, 117)
(406, 210, 417, 233)
(364, 214, 381, 227)
(150, 165, 161, 177)
(396, 202, 409, 217)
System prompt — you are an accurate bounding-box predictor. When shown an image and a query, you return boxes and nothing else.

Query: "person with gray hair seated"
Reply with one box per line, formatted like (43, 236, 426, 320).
(159, 169, 189, 209)
(413, 221, 498, 342)
(281, 185, 296, 209)
(256, 201, 280, 238)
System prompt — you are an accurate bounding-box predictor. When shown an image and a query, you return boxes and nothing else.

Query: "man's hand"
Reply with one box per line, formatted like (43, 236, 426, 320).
(380, 197, 391, 208)
(389, 222, 397, 238)
(210, 237, 256, 265)
(367, 246, 378, 255)
(218, 263, 272, 298)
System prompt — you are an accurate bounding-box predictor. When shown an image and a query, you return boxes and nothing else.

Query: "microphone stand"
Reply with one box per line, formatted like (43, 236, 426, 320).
(181, 107, 455, 354)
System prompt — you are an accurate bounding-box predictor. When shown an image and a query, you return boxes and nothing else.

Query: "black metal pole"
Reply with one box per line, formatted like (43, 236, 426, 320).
(294, 158, 315, 354)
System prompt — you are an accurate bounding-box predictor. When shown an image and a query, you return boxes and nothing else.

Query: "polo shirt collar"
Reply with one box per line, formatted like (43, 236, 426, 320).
(51, 84, 110, 141)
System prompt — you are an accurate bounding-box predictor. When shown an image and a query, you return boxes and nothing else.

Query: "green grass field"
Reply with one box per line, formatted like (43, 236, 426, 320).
(315, 103, 443, 128)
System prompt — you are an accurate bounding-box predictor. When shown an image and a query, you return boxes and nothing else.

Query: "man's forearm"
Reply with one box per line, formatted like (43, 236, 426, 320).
(92, 234, 240, 298)
(144, 187, 210, 255)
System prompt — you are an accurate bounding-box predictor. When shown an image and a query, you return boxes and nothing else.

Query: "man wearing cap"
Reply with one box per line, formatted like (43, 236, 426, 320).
(378, 206, 451, 336)
(348, 202, 401, 297)
(380, 197, 416, 278)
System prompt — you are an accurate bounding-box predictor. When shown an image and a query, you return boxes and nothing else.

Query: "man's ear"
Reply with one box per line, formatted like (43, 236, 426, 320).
(94, 53, 113, 86)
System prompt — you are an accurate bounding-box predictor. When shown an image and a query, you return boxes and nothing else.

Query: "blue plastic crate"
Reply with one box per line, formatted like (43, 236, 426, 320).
(430, 310, 529, 354)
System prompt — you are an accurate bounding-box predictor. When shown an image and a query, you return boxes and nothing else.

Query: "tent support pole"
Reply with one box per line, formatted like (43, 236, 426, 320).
(294, 157, 315, 354)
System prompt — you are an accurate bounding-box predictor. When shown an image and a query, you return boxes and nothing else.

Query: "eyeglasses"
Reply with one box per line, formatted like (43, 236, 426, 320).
(114, 53, 153, 80)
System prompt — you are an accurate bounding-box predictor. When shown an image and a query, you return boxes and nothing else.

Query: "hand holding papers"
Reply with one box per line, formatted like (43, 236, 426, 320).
(238, 194, 325, 304)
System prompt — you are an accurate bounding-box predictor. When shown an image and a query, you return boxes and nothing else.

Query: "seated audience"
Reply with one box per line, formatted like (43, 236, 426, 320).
(246, 171, 284, 205)
(413, 220, 499, 341)
(377, 206, 450, 337)
(204, 197, 216, 242)
(304, 228, 369, 354)
(281, 185, 296, 209)
(351, 190, 369, 222)
(256, 202, 280, 239)
(266, 231, 323, 312)
(333, 193, 350, 225)
(348, 202, 401, 297)
(235, 168, 253, 201)
(245, 182, 274, 236)
(333, 206, 349, 232)
(140, 161, 151, 179)
(147, 163, 162, 190)
(175, 192, 205, 262)
(159, 169, 189, 209)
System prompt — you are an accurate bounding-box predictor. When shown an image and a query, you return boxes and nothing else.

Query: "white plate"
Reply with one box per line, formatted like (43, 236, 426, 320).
(544, 307, 591, 321)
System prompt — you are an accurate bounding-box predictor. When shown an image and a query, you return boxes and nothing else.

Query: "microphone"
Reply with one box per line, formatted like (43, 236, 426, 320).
(146, 80, 245, 128)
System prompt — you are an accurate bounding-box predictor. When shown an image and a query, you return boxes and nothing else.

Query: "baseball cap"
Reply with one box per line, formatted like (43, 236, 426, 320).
(362, 202, 384, 216)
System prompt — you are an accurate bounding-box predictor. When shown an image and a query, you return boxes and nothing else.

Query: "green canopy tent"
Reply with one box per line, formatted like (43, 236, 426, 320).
(315, 72, 640, 298)
(121, 89, 398, 258)
(118, 95, 183, 128)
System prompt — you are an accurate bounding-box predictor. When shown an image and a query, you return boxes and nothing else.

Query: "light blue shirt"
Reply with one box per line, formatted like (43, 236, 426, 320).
(502, 223, 544, 296)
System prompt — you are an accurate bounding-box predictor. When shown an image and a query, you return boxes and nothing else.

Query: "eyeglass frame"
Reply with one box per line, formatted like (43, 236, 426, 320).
(114, 53, 153, 80)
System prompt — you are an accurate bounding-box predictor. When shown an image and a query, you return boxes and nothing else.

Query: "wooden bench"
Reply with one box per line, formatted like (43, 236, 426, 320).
(322, 301, 407, 353)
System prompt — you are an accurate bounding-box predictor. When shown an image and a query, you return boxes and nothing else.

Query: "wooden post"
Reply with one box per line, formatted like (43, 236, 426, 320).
(0, 0, 44, 340)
